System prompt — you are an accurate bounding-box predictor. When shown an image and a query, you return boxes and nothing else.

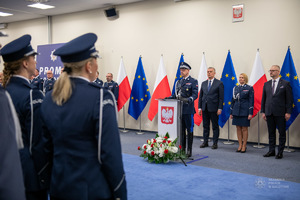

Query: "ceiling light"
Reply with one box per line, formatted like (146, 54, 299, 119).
(28, 3, 55, 10)
(0, 12, 13, 17)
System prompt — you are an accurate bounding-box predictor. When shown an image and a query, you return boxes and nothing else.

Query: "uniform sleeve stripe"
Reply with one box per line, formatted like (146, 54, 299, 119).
(98, 89, 103, 164)
(114, 174, 125, 192)
(29, 89, 33, 155)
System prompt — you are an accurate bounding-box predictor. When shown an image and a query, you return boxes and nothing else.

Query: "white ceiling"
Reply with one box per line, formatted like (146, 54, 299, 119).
(0, 0, 147, 24)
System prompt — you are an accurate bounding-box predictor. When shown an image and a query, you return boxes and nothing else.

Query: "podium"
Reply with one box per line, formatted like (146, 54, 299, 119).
(158, 99, 182, 145)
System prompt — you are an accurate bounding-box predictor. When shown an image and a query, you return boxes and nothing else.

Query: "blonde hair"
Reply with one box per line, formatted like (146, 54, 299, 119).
(240, 73, 248, 84)
(2, 57, 28, 88)
(51, 58, 93, 106)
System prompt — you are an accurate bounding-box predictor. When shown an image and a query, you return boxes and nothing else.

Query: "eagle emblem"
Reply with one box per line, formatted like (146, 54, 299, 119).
(161, 106, 174, 124)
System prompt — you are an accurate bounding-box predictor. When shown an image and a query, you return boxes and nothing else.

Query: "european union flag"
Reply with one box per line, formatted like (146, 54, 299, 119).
(218, 51, 238, 128)
(172, 54, 184, 95)
(280, 47, 300, 130)
(128, 56, 151, 120)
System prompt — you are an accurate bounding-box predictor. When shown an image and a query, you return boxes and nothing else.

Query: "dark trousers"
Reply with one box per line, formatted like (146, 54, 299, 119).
(26, 189, 48, 200)
(202, 110, 219, 144)
(266, 115, 286, 154)
(181, 114, 194, 150)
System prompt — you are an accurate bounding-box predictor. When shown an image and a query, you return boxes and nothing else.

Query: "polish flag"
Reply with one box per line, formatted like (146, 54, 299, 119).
(194, 53, 208, 126)
(148, 56, 171, 121)
(249, 50, 267, 117)
(117, 58, 131, 111)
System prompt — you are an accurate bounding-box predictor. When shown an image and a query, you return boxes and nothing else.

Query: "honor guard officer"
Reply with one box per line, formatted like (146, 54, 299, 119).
(31, 68, 44, 91)
(43, 70, 55, 93)
(94, 71, 103, 87)
(104, 72, 119, 101)
(41, 33, 127, 200)
(0, 34, 51, 200)
(165, 62, 198, 158)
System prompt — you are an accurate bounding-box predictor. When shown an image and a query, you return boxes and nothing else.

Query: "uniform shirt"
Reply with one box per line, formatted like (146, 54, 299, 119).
(41, 77, 127, 200)
(31, 75, 44, 91)
(5, 76, 50, 191)
(43, 78, 55, 94)
(230, 84, 254, 116)
(104, 80, 119, 101)
(94, 77, 103, 87)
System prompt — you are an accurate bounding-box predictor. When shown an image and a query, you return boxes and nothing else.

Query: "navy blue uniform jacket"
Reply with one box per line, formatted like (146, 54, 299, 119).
(0, 86, 26, 200)
(43, 78, 55, 94)
(94, 77, 103, 87)
(41, 77, 127, 200)
(104, 80, 119, 100)
(230, 84, 254, 116)
(199, 79, 224, 112)
(31, 75, 44, 91)
(6, 76, 51, 192)
(169, 76, 198, 114)
(261, 78, 293, 116)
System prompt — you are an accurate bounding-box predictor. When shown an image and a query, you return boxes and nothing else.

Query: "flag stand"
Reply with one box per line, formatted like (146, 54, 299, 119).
(120, 106, 129, 133)
(253, 114, 265, 148)
(284, 129, 295, 152)
(136, 116, 144, 135)
(223, 120, 234, 145)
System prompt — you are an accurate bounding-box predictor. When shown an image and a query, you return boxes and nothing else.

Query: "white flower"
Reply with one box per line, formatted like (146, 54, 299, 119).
(156, 137, 163, 143)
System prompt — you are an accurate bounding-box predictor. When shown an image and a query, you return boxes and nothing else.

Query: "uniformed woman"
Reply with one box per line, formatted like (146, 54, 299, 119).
(40, 33, 127, 200)
(230, 73, 254, 153)
(0, 35, 51, 200)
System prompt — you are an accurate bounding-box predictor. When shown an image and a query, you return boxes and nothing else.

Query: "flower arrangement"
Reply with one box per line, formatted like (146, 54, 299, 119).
(138, 132, 185, 164)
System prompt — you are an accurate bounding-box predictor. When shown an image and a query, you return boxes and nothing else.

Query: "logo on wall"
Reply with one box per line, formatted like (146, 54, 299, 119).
(161, 106, 174, 124)
(232, 4, 244, 23)
(36, 43, 64, 80)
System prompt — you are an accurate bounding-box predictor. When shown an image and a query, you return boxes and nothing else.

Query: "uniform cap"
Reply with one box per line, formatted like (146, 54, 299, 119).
(0, 34, 38, 62)
(54, 33, 99, 62)
(180, 61, 191, 70)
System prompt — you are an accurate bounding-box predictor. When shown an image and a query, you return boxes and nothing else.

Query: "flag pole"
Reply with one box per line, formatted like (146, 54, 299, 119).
(136, 116, 144, 135)
(253, 113, 265, 148)
(223, 120, 234, 145)
(284, 129, 295, 152)
(120, 105, 129, 133)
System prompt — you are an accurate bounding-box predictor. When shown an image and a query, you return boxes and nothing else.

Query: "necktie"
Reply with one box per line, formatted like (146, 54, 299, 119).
(272, 80, 276, 95)
(208, 80, 212, 92)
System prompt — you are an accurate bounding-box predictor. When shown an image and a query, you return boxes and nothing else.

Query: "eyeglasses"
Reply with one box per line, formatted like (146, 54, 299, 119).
(268, 70, 279, 72)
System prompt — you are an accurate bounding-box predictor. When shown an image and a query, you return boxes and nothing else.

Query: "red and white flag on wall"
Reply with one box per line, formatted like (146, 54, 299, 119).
(117, 57, 131, 111)
(249, 50, 267, 117)
(194, 53, 208, 126)
(148, 55, 171, 121)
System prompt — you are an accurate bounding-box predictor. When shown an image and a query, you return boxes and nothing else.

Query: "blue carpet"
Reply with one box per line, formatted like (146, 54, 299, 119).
(123, 153, 300, 200)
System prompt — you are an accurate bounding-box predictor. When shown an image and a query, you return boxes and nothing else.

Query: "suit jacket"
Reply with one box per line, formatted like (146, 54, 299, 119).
(261, 78, 293, 116)
(199, 78, 224, 112)
(41, 77, 127, 200)
(230, 84, 254, 116)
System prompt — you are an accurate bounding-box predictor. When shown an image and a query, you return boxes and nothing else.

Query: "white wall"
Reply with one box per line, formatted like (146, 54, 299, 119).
(1, 0, 300, 146)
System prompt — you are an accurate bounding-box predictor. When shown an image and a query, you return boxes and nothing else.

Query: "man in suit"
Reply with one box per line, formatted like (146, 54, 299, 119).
(198, 67, 224, 149)
(261, 65, 293, 159)
(166, 62, 198, 157)
(44, 70, 55, 94)
(104, 73, 119, 101)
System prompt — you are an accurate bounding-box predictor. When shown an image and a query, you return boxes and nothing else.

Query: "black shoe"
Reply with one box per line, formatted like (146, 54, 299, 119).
(275, 153, 283, 159)
(211, 144, 218, 149)
(241, 147, 247, 153)
(236, 148, 241, 152)
(187, 149, 192, 158)
(200, 143, 208, 148)
(263, 151, 275, 157)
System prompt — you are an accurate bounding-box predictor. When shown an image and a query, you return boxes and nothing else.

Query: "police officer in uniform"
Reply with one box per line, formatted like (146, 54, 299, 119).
(104, 73, 119, 101)
(41, 33, 127, 200)
(94, 71, 103, 87)
(31, 68, 44, 91)
(43, 70, 55, 93)
(0, 34, 51, 200)
(166, 62, 198, 158)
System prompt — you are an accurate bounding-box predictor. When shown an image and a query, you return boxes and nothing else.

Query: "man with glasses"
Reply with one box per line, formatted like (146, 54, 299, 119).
(261, 65, 293, 159)
(44, 70, 55, 94)
(104, 73, 119, 101)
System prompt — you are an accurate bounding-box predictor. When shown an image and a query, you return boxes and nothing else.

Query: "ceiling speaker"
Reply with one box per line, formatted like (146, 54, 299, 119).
(104, 7, 118, 19)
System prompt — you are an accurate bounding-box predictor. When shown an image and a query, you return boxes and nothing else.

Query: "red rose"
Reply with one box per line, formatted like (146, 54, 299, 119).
(163, 140, 166, 143)
(151, 144, 154, 148)
(160, 144, 162, 147)
(144, 151, 146, 154)
(168, 140, 171, 144)
(138, 146, 141, 150)
(179, 145, 182, 150)
(144, 145, 147, 149)
(164, 136, 168, 139)
(164, 149, 168, 154)
(151, 151, 155, 156)
(153, 139, 156, 143)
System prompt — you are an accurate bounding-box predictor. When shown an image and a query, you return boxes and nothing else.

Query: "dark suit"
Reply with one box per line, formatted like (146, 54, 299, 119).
(261, 78, 293, 154)
(199, 78, 224, 144)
